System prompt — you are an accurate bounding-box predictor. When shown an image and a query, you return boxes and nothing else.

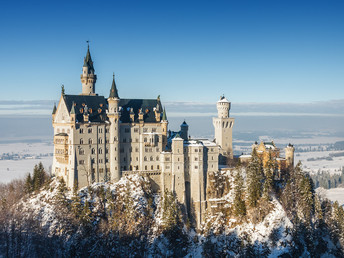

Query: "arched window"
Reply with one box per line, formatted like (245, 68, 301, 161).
(98, 138, 102, 144)
(91, 148, 95, 155)
(80, 138, 83, 144)
(99, 148, 102, 154)
(88, 138, 93, 144)
(150, 156, 154, 161)
(144, 156, 147, 161)
(79, 148, 84, 155)
(151, 165, 154, 170)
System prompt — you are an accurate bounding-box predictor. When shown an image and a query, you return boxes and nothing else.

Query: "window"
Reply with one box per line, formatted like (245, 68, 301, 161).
(129, 165, 132, 171)
(165, 157, 170, 161)
(79, 160, 85, 165)
(195, 157, 198, 161)
(125, 128, 130, 133)
(99, 128, 103, 133)
(143, 128, 148, 132)
(144, 156, 147, 161)
(79, 148, 84, 155)
(157, 165, 160, 169)
(106, 148, 109, 154)
(195, 165, 198, 169)
(88, 138, 93, 144)
(98, 138, 102, 144)
(124, 157, 126, 161)
(123, 138, 126, 143)
(144, 137, 147, 143)
(99, 159, 103, 163)
(150, 156, 154, 161)
(156, 156, 159, 161)
(152, 128, 156, 132)
(99, 168, 104, 173)
(105, 128, 109, 133)
(151, 165, 154, 170)
(134, 128, 139, 133)
(99, 148, 102, 154)
(120, 148, 124, 153)
(80, 139, 84, 144)
(135, 147, 139, 152)
(88, 128, 92, 133)
(135, 138, 139, 142)
(157, 137, 159, 143)
(145, 165, 147, 170)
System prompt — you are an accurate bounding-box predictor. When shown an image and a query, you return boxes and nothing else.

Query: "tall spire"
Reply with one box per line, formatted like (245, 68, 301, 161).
(83, 41, 94, 72)
(162, 107, 167, 121)
(109, 73, 119, 98)
(70, 102, 76, 114)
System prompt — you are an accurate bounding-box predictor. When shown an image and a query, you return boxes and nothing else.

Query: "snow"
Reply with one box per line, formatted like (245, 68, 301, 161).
(316, 187, 344, 206)
(295, 150, 344, 174)
(0, 142, 53, 183)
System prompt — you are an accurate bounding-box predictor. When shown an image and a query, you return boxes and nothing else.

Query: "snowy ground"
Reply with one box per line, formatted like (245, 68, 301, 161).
(295, 150, 344, 174)
(0, 142, 53, 184)
(316, 187, 344, 206)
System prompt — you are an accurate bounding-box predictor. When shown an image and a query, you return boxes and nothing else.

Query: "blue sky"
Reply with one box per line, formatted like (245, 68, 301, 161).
(1, 0, 343, 104)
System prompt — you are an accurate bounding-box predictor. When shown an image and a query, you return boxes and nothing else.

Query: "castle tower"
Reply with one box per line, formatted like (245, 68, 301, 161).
(171, 135, 186, 206)
(161, 107, 168, 150)
(80, 44, 97, 95)
(180, 120, 189, 141)
(213, 95, 235, 159)
(108, 74, 121, 182)
(285, 143, 295, 170)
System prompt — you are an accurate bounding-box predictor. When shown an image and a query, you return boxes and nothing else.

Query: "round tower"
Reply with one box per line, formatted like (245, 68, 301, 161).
(285, 143, 295, 169)
(216, 95, 231, 118)
(213, 95, 235, 160)
(108, 74, 121, 182)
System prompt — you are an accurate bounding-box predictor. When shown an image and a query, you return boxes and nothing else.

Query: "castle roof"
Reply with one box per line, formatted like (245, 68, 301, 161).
(83, 44, 95, 73)
(119, 98, 162, 123)
(63, 94, 162, 123)
(64, 94, 108, 123)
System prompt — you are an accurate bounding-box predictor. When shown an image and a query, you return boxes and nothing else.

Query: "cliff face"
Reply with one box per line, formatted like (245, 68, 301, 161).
(1, 168, 344, 257)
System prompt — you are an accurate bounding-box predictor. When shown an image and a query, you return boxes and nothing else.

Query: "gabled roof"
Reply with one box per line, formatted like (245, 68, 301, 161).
(63, 94, 108, 123)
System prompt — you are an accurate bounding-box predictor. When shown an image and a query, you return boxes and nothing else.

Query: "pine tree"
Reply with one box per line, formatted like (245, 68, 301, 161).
(233, 170, 246, 217)
(246, 149, 263, 208)
(24, 173, 33, 194)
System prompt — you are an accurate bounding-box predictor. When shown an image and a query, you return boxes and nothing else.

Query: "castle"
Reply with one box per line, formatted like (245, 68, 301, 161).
(52, 45, 293, 228)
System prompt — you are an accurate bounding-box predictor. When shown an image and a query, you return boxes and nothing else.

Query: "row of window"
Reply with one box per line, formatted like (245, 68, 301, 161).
(79, 138, 108, 144)
(79, 128, 109, 134)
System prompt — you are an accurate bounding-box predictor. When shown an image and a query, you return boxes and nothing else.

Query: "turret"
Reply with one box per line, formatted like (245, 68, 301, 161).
(213, 95, 235, 160)
(107, 74, 121, 182)
(80, 44, 97, 95)
(70, 102, 76, 123)
(216, 95, 230, 118)
(285, 143, 295, 169)
(180, 120, 189, 141)
(161, 107, 168, 149)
